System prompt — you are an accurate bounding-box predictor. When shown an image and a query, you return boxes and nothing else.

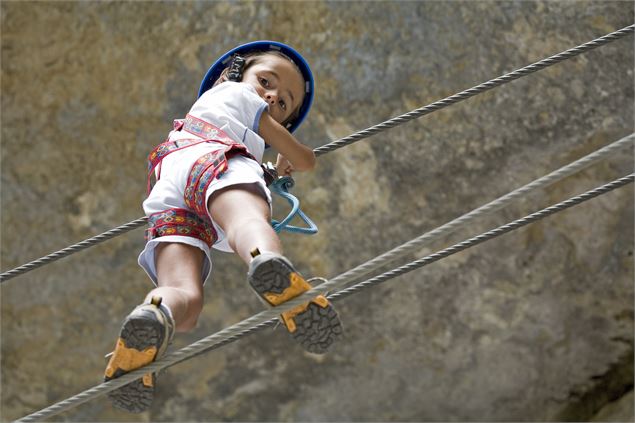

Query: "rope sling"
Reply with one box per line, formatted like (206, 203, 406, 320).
(7, 24, 635, 422)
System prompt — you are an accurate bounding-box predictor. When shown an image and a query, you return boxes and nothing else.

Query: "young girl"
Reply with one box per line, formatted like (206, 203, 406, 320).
(104, 41, 342, 413)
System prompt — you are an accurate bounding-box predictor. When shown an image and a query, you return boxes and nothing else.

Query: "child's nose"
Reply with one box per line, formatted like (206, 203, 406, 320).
(265, 92, 278, 105)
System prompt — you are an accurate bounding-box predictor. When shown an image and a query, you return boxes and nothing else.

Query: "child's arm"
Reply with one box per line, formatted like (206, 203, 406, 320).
(259, 112, 316, 171)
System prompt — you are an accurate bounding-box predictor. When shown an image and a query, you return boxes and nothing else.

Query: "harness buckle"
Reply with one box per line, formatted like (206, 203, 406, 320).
(262, 161, 278, 186)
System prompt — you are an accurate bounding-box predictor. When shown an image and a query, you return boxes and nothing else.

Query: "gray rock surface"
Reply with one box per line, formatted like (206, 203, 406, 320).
(2, 1, 633, 421)
(592, 390, 634, 422)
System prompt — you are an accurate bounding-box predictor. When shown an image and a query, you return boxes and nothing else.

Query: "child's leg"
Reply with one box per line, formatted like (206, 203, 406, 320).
(149, 242, 205, 332)
(208, 183, 342, 354)
(104, 243, 205, 412)
(208, 183, 281, 264)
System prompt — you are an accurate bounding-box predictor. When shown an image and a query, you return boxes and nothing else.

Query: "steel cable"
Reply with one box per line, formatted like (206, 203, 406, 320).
(1, 25, 632, 283)
(329, 174, 635, 301)
(314, 24, 634, 156)
(318, 134, 634, 290)
(0, 217, 148, 282)
(16, 173, 634, 422)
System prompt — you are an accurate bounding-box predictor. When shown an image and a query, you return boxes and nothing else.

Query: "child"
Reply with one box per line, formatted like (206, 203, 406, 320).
(104, 41, 342, 413)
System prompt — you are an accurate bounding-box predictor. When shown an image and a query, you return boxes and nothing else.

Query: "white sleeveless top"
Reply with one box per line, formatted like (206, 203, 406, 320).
(168, 81, 269, 162)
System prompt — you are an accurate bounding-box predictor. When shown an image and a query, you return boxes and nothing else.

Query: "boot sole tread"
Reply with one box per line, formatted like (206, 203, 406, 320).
(105, 311, 165, 413)
(249, 257, 343, 354)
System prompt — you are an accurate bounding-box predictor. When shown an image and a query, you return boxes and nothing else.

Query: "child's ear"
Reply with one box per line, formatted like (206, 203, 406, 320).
(212, 68, 230, 87)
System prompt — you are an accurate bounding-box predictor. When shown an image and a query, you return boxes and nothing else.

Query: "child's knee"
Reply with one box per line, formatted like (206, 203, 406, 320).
(187, 289, 204, 314)
(177, 317, 198, 332)
(175, 289, 204, 332)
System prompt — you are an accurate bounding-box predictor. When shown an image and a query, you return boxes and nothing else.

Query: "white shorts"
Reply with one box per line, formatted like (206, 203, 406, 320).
(138, 143, 272, 285)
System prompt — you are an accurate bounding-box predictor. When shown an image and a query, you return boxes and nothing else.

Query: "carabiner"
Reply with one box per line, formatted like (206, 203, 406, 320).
(269, 176, 318, 235)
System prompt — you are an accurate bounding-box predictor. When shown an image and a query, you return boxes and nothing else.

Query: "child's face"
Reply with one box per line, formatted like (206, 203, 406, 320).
(241, 54, 306, 126)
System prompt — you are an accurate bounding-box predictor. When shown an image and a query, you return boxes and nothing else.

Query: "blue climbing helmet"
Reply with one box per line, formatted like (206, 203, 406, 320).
(198, 41, 314, 133)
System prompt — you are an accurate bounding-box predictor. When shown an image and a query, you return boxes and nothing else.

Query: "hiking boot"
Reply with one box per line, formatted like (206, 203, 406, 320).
(104, 296, 175, 413)
(247, 249, 342, 354)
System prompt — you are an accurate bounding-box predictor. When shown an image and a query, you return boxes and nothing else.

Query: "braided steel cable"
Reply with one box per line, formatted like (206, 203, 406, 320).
(313, 24, 634, 156)
(16, 173, 634, 423)
(329, 173, 635, 301)
(319, 134, 634, 290)
(0, 217, 148, 283)
(1, 25, 632, 283)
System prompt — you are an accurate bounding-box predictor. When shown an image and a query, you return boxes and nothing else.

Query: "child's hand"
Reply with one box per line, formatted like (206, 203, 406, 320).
(275, 154, 295, 176)
(259, 113, 316, 171)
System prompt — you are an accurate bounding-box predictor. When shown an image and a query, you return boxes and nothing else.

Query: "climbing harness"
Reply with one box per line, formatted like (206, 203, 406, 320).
(145, 115, 253, 248)
(145, 208, 217, 248)
(148, 115, 254, 193)
(144, 114, 315, 248)
(5, 24, 635, 422)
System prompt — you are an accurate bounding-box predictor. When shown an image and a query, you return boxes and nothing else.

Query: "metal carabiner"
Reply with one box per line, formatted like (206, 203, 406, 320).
(269, 176, 318, 235)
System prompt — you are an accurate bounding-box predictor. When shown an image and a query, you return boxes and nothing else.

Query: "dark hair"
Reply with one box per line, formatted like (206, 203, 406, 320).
(214, 51, 304, 127)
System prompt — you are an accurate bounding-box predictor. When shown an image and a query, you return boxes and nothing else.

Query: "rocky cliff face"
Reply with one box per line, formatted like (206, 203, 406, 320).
(2, 1, 633, 421)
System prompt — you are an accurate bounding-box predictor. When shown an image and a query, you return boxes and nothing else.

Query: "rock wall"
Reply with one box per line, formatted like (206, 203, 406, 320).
(2, 1, 633, 421)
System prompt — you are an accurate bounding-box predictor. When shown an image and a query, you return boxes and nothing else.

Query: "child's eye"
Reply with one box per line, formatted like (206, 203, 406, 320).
(259, 77, 269, 87)
(279, 100, 286, 111)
